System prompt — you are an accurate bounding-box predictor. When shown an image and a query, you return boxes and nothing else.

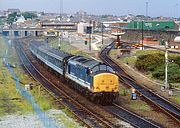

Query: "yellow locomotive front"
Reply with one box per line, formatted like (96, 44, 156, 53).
(91, 71, 119, 104)
(93, 73, 119, 93)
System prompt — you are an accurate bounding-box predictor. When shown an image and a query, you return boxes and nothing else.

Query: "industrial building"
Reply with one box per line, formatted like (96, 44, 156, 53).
(77, 22, 92, 36)
(128, 21, 179, 30)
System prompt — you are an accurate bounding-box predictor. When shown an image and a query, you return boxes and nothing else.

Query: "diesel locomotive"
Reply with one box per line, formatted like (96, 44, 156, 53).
(29, 41, 119, 104)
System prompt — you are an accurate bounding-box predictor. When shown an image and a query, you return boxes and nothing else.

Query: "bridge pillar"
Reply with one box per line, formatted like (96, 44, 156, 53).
(33, 31, 38, 36)
(9, 30, 14, 38)
(20, 30, 26, 37)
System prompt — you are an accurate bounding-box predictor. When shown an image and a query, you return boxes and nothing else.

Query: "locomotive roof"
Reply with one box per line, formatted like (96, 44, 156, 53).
(30, 41, 72, 60)
(69, 56, 100, 69)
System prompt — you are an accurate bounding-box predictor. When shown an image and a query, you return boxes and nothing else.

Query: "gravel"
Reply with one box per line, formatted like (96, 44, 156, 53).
(0, 109, 82, 128)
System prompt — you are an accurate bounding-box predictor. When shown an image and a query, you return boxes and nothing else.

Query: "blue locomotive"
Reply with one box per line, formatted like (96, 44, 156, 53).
(29, 41, 119, 104)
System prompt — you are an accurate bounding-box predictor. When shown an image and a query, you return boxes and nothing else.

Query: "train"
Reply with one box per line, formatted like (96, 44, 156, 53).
(29, 41, 119, 104)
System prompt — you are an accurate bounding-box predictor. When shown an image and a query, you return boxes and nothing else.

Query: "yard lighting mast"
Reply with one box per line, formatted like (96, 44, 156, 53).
(165, 41, 169, 89)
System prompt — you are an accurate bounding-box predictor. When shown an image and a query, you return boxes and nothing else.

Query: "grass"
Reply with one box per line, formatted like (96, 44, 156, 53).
(173, 93, 180, 104)
(30, 86, 54, 111)
(118, 85, 152, 112)
(0, 37, 33, 117)
(0, 36, 85, 127)
(56, 108, 83, 128)
(49, 38, 90, 57)
(135, 49, 163, 56)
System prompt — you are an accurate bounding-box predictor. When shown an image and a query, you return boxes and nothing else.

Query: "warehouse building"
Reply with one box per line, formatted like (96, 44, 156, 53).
(128, 21, 179, 30)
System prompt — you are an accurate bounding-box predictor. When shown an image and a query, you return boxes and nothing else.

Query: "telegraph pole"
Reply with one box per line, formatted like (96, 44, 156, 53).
(165, 41, 169, 89)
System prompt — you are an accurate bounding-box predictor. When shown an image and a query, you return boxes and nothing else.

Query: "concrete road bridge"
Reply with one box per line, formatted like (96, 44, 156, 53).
(1, 23, 77, 37)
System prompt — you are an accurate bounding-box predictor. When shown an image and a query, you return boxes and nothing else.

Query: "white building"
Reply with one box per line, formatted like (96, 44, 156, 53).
(16, 15, 25, 24)
(77, 22, 92, 35)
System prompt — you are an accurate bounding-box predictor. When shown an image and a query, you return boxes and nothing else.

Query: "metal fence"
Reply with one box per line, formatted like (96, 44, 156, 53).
(3, 38, 62, 128)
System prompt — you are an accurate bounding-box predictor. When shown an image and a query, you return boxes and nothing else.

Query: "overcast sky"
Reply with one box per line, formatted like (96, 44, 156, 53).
(0, 0, 180, 17)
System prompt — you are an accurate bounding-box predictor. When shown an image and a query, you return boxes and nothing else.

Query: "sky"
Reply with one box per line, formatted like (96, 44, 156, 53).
(0, 0, 180, 17)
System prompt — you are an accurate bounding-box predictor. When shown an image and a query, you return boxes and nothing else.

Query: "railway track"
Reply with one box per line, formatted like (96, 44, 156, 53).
(99, 42, 180, 125)
(104, 104, 160, 128)
(14, 38, 163, 128)
(14, 40, 116, 128)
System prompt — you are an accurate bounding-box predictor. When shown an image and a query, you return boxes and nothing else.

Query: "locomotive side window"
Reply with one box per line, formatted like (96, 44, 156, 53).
(107, 66, 114, 72)
(68, 64, 71, 74)
(92, 66, 99, 73)
(76, 66, 80, 77)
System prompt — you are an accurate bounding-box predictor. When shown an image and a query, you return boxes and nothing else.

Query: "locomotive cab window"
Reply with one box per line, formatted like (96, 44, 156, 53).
(92, 64, 113, 73)
(99, 65, 107, 71)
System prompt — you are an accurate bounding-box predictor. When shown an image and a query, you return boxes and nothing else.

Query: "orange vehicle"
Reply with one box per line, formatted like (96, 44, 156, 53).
(114, 36, 121, 49)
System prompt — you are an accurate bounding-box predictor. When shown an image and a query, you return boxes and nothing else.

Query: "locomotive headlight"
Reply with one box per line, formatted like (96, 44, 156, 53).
(96, 87, 100, 90)
(106, 86, 109, 89)
(90, 70, 92, 74)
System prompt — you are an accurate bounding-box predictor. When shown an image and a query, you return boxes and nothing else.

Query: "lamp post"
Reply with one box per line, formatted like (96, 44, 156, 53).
(87, 26, 92, 51)
(141, 21, 144, 50)
(58, 32, 61, 49)
(101, 22, 104, 45)
(165, 41, 169, 89)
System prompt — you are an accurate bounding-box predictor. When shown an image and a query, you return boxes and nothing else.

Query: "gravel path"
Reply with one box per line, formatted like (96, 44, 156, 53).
(0, 114, 44, 128)
(0, 109, 82, 128)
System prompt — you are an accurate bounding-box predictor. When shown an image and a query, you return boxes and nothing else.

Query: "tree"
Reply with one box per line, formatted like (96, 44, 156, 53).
(22, 12, 37, 20)
(6, 12, 17, 24)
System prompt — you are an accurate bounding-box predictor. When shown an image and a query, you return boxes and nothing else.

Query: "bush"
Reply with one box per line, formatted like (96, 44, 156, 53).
(152, 63, 180, 83)
(152, 65, 164, 80)
(135, 52, 180, 83)
(135, 53, 164, 72)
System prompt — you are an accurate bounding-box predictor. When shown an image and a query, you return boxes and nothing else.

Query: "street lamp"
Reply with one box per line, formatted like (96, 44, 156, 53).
(164, 41, 169, 89)
(87, 26, 92, 51)
(141, 21, 144, 50)
(101, 22, 104, 45)
(58, 32, 61, 49)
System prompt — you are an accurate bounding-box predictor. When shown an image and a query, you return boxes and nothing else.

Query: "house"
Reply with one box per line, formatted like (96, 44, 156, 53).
(170, 36, 180, 50)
